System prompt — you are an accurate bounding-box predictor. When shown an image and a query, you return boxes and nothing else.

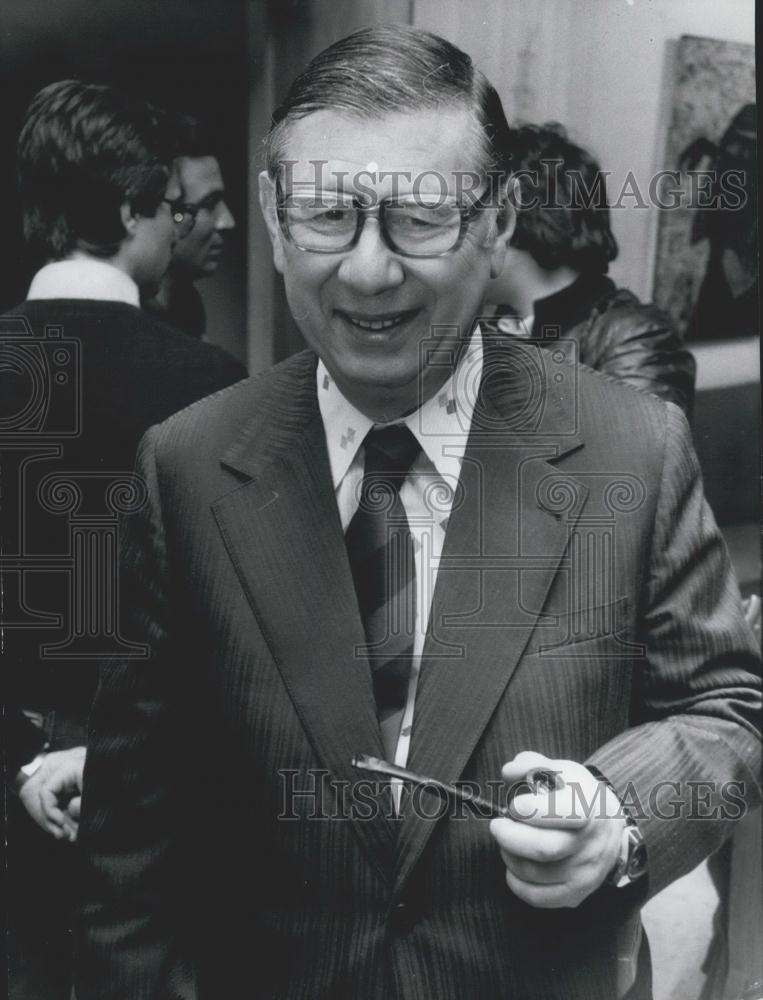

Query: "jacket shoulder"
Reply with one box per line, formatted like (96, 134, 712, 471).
(574, 357, 684, 455)
(147, 349, 316, 462)
(124, 307, 248, 381)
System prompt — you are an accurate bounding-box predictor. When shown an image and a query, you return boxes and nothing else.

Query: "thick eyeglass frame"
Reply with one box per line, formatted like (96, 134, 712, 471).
(274, 179, 493, 259)
(161, 198, 197, 237)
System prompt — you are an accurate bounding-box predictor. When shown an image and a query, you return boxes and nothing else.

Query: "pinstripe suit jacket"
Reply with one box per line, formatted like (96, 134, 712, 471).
(76, 336, 761, 1000)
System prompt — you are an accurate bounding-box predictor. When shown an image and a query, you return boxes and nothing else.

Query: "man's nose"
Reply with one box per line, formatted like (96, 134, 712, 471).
(215, 201, 235, 231)
(336, 218, 404, 294)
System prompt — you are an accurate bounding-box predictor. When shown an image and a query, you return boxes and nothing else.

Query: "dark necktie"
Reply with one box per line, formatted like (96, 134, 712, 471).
(345, 425, 420, 761)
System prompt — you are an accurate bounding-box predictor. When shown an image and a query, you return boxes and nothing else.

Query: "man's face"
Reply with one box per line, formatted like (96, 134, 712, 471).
(259, 108, 513, 420)
(173, 156, 235, 278)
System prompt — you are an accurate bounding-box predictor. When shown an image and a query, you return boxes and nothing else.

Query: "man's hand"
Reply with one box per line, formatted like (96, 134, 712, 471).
(489, 751, 626, 909)
(18, 746, 86, 842)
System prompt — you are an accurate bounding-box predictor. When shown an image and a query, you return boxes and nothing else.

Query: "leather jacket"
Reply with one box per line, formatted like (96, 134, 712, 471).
(489, 274, 696, 416)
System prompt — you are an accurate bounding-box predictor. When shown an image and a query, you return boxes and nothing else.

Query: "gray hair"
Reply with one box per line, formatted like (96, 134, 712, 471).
(264, 24, 514, 184)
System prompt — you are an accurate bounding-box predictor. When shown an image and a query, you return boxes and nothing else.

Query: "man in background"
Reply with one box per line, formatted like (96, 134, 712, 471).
(143, 114, 235, 338)
(1, 79, 246, 999)
(487, 123, 695, 414)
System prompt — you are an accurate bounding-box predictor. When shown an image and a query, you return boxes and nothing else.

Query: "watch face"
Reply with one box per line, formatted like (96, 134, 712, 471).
(610, 823, 648, 887)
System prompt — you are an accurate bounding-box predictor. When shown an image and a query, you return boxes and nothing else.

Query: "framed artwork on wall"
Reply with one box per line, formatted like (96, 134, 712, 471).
(653, 34, 756, 343)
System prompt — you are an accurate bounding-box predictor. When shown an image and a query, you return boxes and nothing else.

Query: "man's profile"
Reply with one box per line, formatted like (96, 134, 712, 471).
(143, 114, 235, 338)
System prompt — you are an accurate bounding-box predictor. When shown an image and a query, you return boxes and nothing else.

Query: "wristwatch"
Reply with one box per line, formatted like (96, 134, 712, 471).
(587, 765, 648, 889)
(607, 814, 648, 888)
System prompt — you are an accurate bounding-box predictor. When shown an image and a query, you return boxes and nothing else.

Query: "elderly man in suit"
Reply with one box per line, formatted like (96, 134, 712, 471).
(76, 25, 760, 1000)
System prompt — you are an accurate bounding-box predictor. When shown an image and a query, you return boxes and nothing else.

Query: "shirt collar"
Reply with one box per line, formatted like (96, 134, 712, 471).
(27, 259, 140, 307)
(496, 313, 534, 338)
(317, 327, 484, 488)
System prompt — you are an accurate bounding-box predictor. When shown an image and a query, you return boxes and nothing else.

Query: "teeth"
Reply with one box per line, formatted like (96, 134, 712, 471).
(347, 314, 404, 331)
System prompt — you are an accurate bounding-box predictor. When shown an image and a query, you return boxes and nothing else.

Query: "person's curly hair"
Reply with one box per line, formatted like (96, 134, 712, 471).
(509, 123, 618, 273)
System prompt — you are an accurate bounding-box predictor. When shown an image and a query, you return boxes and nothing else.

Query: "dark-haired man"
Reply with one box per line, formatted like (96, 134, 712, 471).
(77, 27, 759, 1000)
(1, 79, 246, 999)
(143, 115, 235, 338)
(487, 123, 695, 414)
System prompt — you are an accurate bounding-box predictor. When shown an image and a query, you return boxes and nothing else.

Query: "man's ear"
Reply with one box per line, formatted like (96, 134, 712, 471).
(120, 201, 138, 235)
(489, 178, 518, 279)
(258, 171, 285, 275)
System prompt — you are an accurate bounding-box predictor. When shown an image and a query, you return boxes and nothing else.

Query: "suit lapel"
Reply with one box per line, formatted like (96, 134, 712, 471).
(209, 339, 589, 890)
(393, 336, 589, 895)
(212, 354, 396, 875)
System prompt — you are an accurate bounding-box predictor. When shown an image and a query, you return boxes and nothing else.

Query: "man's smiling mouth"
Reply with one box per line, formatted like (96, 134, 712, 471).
(337, 308, 419, 332)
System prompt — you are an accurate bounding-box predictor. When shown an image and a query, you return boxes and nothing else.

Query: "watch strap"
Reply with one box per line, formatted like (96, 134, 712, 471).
(586, 764, 648, 887)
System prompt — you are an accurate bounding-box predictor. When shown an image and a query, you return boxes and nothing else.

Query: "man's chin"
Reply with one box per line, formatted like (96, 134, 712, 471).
(200, 250, 224, 275)
(331, 362, 432, 419)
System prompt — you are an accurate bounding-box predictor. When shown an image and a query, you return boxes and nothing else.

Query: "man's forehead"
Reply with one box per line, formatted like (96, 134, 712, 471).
(279, 107, 484, 192)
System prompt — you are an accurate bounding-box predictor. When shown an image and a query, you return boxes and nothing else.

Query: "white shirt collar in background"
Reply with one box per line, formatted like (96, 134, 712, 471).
(27, 259, 140, 307)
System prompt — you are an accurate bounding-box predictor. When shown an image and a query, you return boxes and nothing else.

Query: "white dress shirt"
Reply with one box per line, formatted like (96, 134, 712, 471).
(317, 329, 483, 776)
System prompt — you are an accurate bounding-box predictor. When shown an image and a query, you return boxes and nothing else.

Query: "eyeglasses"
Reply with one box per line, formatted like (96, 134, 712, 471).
(275, 181, 490, 258)
(161, 199, 196, 238)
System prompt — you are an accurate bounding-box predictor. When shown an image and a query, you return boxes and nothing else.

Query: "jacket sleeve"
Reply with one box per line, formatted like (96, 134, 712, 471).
(581, 294, 696, 417)
(75, 426, 196, 1000)
(587, 403, 761, 898)
(5, 706, 50, 779)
